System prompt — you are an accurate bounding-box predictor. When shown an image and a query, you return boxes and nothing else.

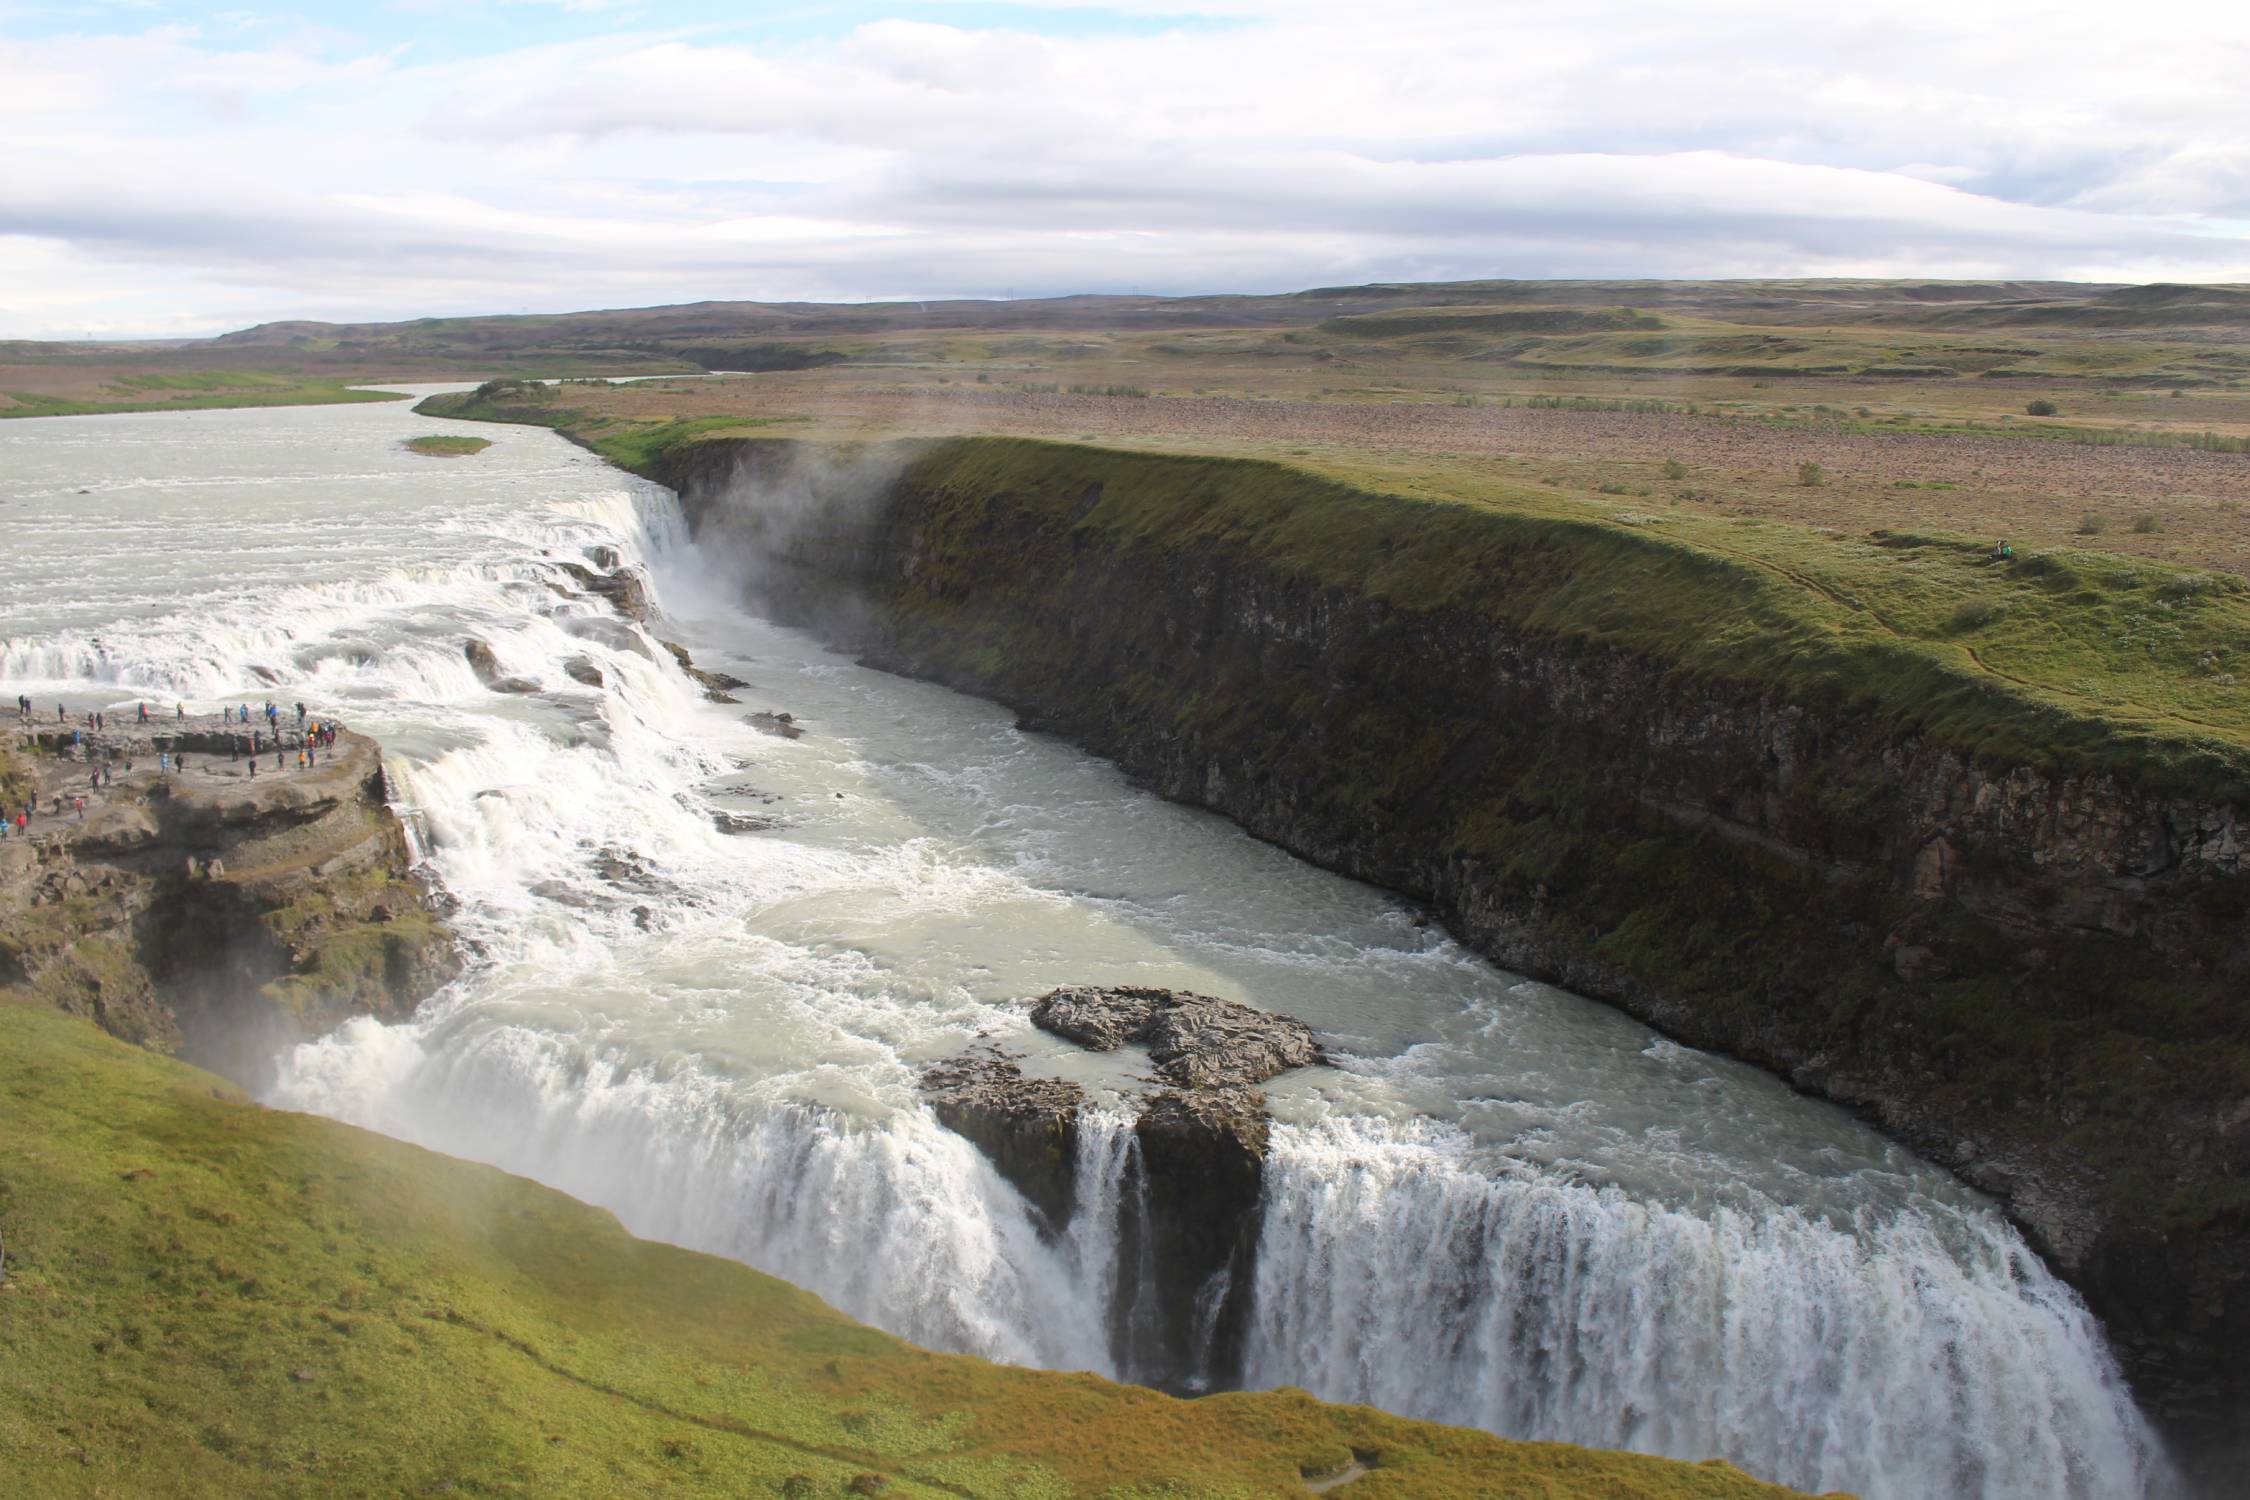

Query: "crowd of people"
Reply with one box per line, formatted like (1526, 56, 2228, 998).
(5, 694, 348, 840)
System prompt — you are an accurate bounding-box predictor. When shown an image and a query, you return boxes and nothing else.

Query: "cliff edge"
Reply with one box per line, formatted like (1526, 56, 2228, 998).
(1, 710, 456, 1087)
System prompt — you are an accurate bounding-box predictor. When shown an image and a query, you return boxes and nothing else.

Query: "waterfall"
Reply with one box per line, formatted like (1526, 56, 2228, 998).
(1243, 1118, 2172, 1500)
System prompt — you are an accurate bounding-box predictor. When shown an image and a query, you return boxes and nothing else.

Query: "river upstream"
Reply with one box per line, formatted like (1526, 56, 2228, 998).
(0, 391, 2175, 1499)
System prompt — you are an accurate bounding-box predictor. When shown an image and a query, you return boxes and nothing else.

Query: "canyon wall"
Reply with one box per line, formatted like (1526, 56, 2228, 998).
(652, 434, 2250, 1466)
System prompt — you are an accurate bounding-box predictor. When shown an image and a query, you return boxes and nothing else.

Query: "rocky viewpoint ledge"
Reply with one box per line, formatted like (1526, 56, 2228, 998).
(924, 984, 1323, 1394)
(1, 707, 457, 1087)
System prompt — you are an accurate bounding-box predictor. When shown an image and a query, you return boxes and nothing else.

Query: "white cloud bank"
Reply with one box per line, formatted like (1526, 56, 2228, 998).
(1, 0, 2247, 336)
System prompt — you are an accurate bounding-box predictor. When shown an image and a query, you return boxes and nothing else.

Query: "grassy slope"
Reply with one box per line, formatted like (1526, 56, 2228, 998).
(0, 1003, 1820, 1500)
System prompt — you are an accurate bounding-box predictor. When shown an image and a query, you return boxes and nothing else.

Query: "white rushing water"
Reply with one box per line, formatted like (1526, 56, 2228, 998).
(0, 391, 2175, 1499)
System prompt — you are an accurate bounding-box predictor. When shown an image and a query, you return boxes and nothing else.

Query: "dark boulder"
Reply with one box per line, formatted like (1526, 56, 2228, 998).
(923, 985, 1324, 1395)
(564, 657, 605, 688)
(463, 639, 540, 695)
(1032, 984, 1323, 1089)
(922, 1050, 1084, 1234)
(1121, 1086, 1269, 1388)
(556, 561, 653, 623)
(660, 640, 748, 702)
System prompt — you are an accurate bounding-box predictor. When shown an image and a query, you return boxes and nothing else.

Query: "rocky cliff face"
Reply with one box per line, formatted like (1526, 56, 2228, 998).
(1, 717, 456, 1089)
(658, 435, 2250, 1471)
(923, 985, 1323, 1392)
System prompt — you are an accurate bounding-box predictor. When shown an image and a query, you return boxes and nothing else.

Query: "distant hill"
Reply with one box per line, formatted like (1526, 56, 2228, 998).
(9, 278, 2249, 405)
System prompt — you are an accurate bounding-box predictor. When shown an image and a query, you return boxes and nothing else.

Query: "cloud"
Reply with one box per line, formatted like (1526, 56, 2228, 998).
(1, 1, 2247, 336)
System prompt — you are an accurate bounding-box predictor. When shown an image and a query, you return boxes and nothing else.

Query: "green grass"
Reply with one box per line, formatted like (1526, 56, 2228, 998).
(884, 436, 2250, 801)
(1, 377, 402, 420)
(0, 1002, 1818, 1499)
(415, 386, 810, 469)
(404, 434, 494, 457)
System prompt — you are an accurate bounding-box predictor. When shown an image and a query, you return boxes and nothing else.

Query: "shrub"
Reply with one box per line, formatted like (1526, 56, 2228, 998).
(1951, 599, 2008, 631)
(1797, 461, 1825, 487)
(1661, 459, 1687, 481)
(2025, 399, 2058, 417)
(2132, 513, 2165, 534)
(2076, 513, 2109, 535)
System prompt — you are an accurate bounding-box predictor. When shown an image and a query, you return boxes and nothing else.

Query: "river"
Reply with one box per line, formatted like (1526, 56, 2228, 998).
(0, 390, 2173, 1499)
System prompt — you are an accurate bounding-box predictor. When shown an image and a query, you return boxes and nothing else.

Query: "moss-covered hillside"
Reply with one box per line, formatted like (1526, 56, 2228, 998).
(0, 1002, 1821, 1499)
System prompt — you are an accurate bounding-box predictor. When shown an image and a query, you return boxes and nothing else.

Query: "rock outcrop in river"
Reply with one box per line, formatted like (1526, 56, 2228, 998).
(658, 433, 2250, 1476)
(1, 715, 456, 1088)
(924, 984, 1323, 1391)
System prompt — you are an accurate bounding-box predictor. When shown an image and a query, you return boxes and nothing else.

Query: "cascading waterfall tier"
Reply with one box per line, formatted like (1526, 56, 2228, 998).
(1246, 1118, 2169, 1500)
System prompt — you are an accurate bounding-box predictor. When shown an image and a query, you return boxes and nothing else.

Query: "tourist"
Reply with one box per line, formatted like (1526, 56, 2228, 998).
(176, 702, 185, 718)
(137, 701, 147, 723)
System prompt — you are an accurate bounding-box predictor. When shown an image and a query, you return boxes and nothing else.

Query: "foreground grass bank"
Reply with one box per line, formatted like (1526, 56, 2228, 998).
(0, 1003, 1817, 1499)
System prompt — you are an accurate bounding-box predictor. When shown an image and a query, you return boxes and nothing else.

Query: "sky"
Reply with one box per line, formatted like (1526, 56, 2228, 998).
(3, 0, 2248, 338)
